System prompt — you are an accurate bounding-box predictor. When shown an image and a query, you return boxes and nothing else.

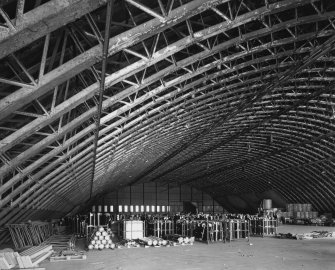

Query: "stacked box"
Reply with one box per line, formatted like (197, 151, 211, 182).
(293, 211, 301, 219)
(293, 204, 299, 212)
(120, 220, 144, 240)
(286, 204, 293, 212)
(286, 204, 315, 219)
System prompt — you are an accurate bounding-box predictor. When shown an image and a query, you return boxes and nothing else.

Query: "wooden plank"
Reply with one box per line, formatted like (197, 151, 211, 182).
(15, 256, 24, 269)
(31, 250, 53, 266)
(21, 255, 33, 268)
(12, 268, 45, 270)
(20, 245, 52, 259)
(49, 254, 86, 262)
(3, 253, 17, 267)
(0, 256, 11, 269)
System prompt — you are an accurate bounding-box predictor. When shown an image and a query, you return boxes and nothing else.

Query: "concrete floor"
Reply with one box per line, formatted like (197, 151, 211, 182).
(39, 225, 335, 270)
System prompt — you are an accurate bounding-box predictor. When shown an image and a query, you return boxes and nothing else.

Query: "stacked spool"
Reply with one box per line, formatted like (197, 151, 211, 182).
(88, 227, 116, 250)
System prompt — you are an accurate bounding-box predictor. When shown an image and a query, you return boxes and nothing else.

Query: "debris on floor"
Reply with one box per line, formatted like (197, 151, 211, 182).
(49, 250, 87, 262)
(295, 231, 335, 240)
(276, 231, 335, 240)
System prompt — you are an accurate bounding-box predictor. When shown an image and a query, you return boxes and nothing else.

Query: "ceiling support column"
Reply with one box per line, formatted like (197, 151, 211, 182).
(90, 0, 114, 199)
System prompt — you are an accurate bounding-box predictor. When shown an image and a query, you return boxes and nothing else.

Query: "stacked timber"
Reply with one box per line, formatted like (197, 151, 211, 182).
(0, 245, 53, 269)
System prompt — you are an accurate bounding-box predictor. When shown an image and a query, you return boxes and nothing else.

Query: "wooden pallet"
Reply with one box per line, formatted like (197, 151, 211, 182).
(20, 246, 52, 260)
(0, 248, 52, 269)
(0, 252, 20, 269)
(16, 251, 53, 268)
(11, 268, 45, 270)
(41, 235, 75, 251)
(49, 254, 87, 262)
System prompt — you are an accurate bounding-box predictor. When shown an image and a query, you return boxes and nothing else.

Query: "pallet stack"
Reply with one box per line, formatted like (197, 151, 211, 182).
(17, 245, 53, 268)
(0, 252, 19, 269)
(0, 245, 53, 269)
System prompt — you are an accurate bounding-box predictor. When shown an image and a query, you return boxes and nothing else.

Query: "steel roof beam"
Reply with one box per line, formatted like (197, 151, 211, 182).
(0, 0, 108, 60)
(1, 10, 332, 178)
(0, 0, 233, 121)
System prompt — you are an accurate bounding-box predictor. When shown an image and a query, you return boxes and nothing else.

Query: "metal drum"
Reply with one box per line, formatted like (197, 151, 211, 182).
(263, 199, 272, 210)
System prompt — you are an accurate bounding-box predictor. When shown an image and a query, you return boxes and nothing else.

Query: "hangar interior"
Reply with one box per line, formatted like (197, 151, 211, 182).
(0, 0, 335, 269)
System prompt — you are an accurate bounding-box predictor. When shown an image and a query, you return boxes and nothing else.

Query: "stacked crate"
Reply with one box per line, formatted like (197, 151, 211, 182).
(225, 219, 250, 242)
(147, 220, 174, 238)
(161, 220, 174, 238)
(250, 218, 277, 236)
(191, 220, 225, 243)
(175, 220, 193, 237)
(285, 203, 318, 219)
(119, 220, 144, 240)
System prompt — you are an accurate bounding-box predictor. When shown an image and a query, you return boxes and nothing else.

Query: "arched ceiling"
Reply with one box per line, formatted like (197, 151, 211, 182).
(1, 0, 335, 231)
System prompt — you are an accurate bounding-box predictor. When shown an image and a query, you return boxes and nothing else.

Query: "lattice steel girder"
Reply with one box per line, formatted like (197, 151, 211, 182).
(0, 0, 235, 121)
(0, 68, 329, 205)
(0, 0, 107, 60)
(0, 140, 94, 208)
(174, 118, 335, 186)
(135, 34, 335, 184)
(0, 0, 334, 209)
(4, 156, 93, 211)
(0, 0, 321, 147)
(1, 9, 333, 176)
(92, 82, 327, 175)
(223, 152, 335, 205)
(160, 113, 335, 185)
(81, 80, 330, 190)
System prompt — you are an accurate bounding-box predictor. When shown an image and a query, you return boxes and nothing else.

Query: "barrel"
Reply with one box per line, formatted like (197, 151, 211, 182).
(293, 204, 299, 212)
(263, 199, 272, 210)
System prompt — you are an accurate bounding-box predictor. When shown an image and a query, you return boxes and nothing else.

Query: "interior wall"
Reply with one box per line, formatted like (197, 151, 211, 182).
(92, 183, 223, 213)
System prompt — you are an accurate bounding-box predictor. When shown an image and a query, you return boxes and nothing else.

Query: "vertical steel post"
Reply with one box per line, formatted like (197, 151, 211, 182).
(90, 0, 114, 199)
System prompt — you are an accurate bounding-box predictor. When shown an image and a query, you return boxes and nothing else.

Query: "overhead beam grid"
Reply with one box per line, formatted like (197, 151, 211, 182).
(0, 0, 335, 222)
